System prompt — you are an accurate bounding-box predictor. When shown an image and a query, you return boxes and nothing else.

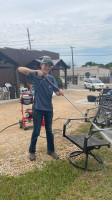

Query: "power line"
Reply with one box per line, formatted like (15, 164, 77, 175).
(0, 42, 29, 47)
(60, 54, 112, 57)
(0, 40, 29, 44)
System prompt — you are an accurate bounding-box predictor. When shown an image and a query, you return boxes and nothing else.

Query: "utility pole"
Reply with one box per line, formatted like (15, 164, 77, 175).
(70, 46, 75, 84)
(27, 28, 32, 50)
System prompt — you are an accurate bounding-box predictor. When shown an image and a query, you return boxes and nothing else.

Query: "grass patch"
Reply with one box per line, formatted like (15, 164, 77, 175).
(0, 123, 112, 200)
(0, 160, 81, 200)
(78, 122, 91, 134)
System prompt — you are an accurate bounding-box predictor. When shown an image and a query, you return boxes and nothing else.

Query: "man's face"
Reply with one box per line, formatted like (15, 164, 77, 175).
(41, 63, 52, 75)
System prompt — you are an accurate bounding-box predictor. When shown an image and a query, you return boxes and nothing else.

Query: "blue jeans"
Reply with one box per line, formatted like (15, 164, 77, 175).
(29, 109, 54, 153)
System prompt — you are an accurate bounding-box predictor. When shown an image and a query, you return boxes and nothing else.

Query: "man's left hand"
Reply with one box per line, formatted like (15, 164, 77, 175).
(59, 89, 64, 96)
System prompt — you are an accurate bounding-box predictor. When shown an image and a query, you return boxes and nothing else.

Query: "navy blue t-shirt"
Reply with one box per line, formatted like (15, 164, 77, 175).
(28, 72, 59, 111)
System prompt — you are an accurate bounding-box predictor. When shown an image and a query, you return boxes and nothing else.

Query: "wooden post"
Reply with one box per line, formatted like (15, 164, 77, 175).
(65, 69, 67, 89)
(15, 67, 20, 98)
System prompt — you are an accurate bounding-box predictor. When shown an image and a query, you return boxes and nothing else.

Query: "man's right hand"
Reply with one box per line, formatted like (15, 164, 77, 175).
(36, 70, 43, 77)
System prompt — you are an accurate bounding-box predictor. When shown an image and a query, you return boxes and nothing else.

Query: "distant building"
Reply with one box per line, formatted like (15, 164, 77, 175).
(60, 65, 110, 85)
(109, 67, 112, 83)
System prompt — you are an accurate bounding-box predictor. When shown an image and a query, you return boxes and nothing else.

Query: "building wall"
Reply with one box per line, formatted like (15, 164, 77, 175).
(60, 66, 110, 85)
(0, 68, 16, 87)
(51, 69, 60, 78)
(109, 67, 112, 83)
(0, 48, 60, 97)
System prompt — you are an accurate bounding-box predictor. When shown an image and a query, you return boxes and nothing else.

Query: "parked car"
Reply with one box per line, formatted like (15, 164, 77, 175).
(84, 78, 106, 90)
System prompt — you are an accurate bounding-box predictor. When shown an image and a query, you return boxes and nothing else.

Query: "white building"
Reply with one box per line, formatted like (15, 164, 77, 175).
(60, 66, 110, 85)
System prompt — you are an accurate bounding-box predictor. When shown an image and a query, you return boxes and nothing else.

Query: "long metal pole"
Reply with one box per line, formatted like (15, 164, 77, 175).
(70, 46, 75, 85)
(42, 75, 84, 116)
(63, 95, 85, 116)
(27, 28, 32, 50)
(40, 75, 112, 144)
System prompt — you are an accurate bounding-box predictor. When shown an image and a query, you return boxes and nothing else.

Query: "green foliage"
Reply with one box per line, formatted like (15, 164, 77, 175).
(82, 61, 104, 67)
(68, 61, 112, 68)
(55, 76, 64, 89)
(81, 61, 112, 68)
(105, 62, 112, 68)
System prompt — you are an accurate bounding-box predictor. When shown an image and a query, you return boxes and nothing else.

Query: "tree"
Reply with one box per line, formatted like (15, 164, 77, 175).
(82, 61, 104, 67)
(55, 77, 64, 89)
(105, 62, 112, 68)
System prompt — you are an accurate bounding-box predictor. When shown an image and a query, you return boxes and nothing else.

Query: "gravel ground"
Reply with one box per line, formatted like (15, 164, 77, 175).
(0, 89, 99, 176)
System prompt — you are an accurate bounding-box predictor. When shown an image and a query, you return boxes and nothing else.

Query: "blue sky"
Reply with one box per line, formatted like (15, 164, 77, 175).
(0, 0, 112, 66)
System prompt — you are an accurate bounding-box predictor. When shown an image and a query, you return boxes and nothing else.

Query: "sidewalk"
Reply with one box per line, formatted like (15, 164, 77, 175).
(67, 84, 84, 90)
(0, 98, 19, 104)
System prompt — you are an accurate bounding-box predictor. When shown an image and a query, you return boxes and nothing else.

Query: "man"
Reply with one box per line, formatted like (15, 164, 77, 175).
(18, 56, 64, 161)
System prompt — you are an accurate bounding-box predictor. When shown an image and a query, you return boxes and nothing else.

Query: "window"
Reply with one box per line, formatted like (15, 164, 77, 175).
(91, 75, 96, 78)
(79, 75, 84, 81)
(67, 77, 72, 83)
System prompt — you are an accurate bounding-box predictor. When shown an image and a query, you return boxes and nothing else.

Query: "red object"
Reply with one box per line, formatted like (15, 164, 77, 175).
(42, 118, 45, 126)
(19, 93, 45, 130)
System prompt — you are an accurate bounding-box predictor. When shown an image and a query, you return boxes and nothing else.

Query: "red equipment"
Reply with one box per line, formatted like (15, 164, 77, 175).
(19, 93, 45, 130)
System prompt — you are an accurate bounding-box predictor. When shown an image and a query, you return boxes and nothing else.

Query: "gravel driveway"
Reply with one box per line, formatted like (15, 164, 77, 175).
(0, 89, 99, 176)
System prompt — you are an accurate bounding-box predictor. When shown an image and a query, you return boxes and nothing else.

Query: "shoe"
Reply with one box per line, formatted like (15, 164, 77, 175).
(29, 153, 36, 161)
(47, 152, 59, 160)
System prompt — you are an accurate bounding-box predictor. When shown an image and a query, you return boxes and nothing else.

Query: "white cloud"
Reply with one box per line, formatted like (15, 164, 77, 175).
(0, 0, 112, 65)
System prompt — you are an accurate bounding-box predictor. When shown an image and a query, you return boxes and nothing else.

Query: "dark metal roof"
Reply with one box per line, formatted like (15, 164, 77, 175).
(53, 59, 70, 69)
(0, 47, 59, 66)
(27, 58, 69, 70)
